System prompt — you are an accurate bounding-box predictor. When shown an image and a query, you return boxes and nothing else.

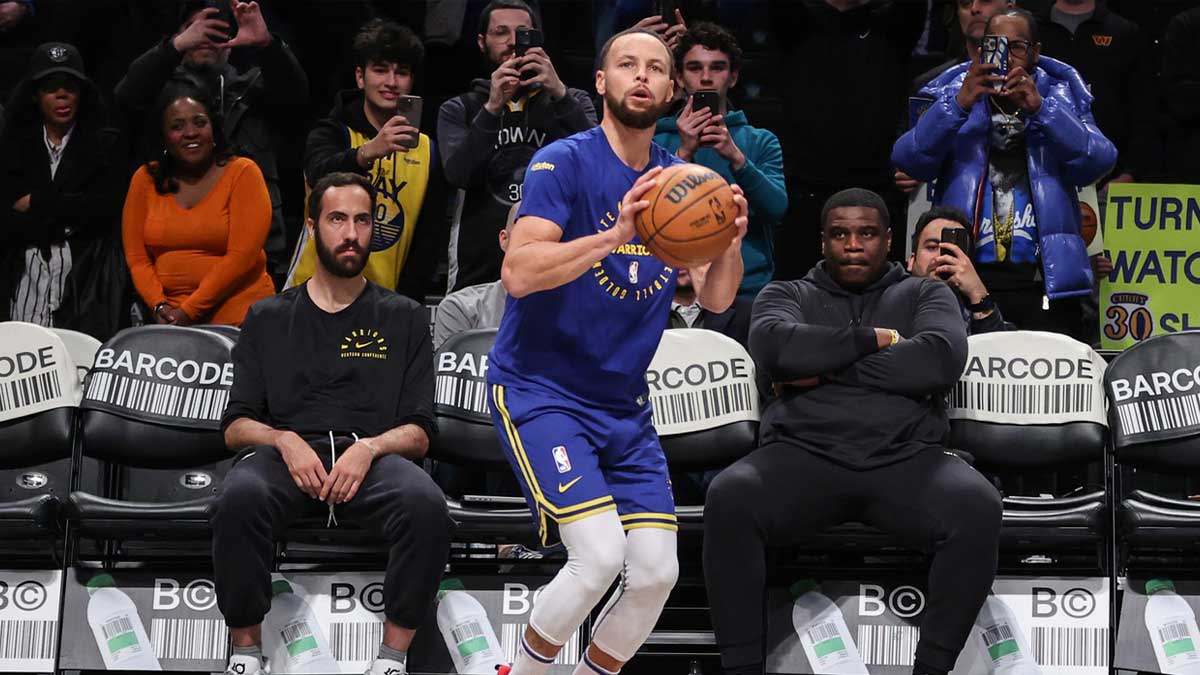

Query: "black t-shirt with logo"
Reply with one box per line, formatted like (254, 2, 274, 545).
(221, 282, 436, 441)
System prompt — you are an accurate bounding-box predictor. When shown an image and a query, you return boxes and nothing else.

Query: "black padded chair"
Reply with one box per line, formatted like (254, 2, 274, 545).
(193, 324, 240, 342)
(648, 329, 760, 534)
(427, 329, 537, 545)
(0, 323, 90, 554)
(1106, 332, 1200, 563)
(947, 331, 1110, 556)
(65, 326, 237, 553)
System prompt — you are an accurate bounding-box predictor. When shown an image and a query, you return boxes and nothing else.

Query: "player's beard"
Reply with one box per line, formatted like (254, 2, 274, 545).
(605, 88, 669, 130)
(314, 227, 370, 278)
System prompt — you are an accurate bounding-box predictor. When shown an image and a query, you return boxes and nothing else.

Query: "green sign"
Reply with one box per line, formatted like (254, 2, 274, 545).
(1100, 184, 1200, 350)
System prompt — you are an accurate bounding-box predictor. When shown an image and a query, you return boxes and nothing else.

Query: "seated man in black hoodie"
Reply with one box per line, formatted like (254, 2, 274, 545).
(704, 189, 1002, 675)
(290, 18, 448, 303)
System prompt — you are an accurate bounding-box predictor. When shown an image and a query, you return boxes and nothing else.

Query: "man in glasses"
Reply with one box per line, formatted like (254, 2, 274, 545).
(892, 8, 1115, 338)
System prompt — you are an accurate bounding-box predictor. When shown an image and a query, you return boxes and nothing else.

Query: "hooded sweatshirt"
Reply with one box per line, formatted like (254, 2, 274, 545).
(293, 89, 449, 303)
(654, 110, 787, 297)
(750, 262, 968, 469)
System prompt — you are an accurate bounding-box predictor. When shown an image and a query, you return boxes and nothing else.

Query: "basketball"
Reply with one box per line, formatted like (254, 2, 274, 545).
(635, 163, 739, 268)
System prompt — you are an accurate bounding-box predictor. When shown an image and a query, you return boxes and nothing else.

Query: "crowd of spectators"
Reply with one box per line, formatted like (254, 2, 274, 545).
(0, 0, 1195, 345)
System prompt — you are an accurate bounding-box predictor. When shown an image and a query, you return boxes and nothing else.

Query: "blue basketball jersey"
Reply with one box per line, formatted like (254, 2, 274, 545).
(488, 127, 682, 411)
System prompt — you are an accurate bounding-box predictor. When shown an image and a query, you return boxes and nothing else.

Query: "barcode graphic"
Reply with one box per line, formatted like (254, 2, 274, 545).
(0, 619, 56, 659)
(650, 382, 753, 427)
(1117, 394, 1200, 436)
(858, 624, 918, 667)
(150, 618, 228, 660)
(1159, 621, 1191, 643)
(282, 621, 313, 644)
(452, 621, 485, 644)
(501, 623, 580, 665)
(982, 623, 1015, 646)
(330, 621, 383, 662)
(435, 375, 489, 415)
(86, 371, 228, 421)
(949, 382, 1093, 415)
(102, 616, 134, 640)
(806, 621, 840, 644)
(1031, 626, 1107, 667)
(0, 370, 62, 412)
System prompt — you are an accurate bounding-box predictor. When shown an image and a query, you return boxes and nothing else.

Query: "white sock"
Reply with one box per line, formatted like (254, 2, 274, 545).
(510, 632, 556, 675)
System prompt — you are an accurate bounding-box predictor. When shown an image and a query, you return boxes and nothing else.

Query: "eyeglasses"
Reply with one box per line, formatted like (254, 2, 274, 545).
(1008, 39, 1033, 57)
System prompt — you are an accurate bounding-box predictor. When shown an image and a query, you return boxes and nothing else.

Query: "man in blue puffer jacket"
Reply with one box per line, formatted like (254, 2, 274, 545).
(893, 8, 1115, 337)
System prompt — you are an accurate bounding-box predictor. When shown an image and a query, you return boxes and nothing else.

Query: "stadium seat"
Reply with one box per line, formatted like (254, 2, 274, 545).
(50, 328, 101, 396)
(648, 329, 761, 533)
(0, 322, 87, 549)
(947, 331, 1110, 554)
(64, 325, 237, 551)
(1106, 332, 1200, 561)
(193, 324, 241, 342)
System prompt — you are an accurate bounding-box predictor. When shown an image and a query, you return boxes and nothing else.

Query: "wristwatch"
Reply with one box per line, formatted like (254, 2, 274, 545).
(967, 295, 996, 313)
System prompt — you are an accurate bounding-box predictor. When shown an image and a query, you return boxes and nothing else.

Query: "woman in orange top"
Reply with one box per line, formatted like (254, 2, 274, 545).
(123, 84, 275, 326)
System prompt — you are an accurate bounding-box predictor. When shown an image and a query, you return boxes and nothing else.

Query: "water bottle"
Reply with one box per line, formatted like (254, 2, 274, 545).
(436, 579, 504, 673)
(86, 573, 162, 670)
(790, 580, 868, 675)
(972, 595, 1042, 674)
(1145, 579, 1200, 675)
(263, 579, 340, 674)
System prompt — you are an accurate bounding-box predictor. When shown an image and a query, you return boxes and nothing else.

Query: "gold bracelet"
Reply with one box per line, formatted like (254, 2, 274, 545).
(889, 329, 900, 346)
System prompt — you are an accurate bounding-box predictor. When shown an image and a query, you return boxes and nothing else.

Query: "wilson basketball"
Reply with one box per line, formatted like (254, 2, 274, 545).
(635, 163, 739, 268)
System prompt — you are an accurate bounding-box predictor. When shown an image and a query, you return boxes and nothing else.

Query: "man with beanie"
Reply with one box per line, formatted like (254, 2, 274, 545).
(704, 189, 1001, 675)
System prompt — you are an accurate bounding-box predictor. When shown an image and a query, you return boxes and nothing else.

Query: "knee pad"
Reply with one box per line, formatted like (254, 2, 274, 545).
(590, 527, 679, 663)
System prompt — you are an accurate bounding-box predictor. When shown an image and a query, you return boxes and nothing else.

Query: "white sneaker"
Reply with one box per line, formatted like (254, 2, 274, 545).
(225, 654, 266, 675)
(365, 657, 406, 675)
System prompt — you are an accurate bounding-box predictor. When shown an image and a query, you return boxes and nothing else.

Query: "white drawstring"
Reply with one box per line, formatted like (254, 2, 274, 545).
(325, 432, 360, 528)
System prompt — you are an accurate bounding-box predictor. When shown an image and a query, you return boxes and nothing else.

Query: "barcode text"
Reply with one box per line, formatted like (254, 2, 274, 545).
(1117, 394, 1200, 436)
(150, 617, 228, 661)
(330, 621, 383, 662)
(436, 375, 489, 415)
(0, 370, 62, 413)
(0, 619, 56, 659)
(86, 371, 227, 421)
(1031, 626, 1107, 668)
(858, 624, 918, 667)
(950, 382, 1093, 416)
(651, 381, 753, 428)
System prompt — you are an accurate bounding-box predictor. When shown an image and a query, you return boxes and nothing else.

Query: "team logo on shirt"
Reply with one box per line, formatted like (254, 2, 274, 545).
(592, 201, 674, 302)
(340, 328, 389, 360)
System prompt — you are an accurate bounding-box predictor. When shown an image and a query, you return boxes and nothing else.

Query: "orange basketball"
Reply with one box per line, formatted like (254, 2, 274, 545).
(635, 163, 739, 268)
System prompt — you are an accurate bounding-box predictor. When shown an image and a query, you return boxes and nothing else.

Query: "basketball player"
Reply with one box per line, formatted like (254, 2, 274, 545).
(487, 27, 748, 675)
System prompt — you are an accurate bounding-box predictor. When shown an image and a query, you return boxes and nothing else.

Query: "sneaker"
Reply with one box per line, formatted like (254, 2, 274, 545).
(365, 657, 406, 675)
(225, 654, 266, 675)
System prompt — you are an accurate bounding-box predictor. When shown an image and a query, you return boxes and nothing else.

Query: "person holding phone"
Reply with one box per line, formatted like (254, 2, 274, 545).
(437, 0, 597, 294)
(906, 206, 1008, 334)
(892, 8, 1115, 339)
(291, 18, 448, 303)
(652, 21, 786, 298)
(114, 0, 308, 283)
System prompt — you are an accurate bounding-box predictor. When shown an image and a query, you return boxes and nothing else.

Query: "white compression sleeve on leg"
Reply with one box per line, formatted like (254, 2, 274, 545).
(588, 527, 679, 663)
(526, 508, 628, 646)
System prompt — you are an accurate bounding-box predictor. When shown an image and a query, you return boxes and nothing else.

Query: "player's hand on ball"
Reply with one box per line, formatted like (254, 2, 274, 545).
(612, 166, 663, 246)
(725, 184, 749, 253)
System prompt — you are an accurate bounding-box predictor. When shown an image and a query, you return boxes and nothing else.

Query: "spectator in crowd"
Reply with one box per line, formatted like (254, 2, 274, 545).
(1160, 5, 1200, 185)
(1036, 0, 1159, 184)
(769, 0, 929, 278)
(892, 9, 1116, 337)
(669, 269, 753, 348)
(216, 172, 450, 675)
(291, 18, 448, 303)
(706, 188, 999, 675)
(122, 84, 275, 327)
(433, 201, 517, 350)
(437, 0, 596, 293)
(114, 0, 308, 279)
(907, 206, 1007, 334)
(0, 0, 39, 99)
(0, 42, 122, 326)
(654, 21, 786, 298)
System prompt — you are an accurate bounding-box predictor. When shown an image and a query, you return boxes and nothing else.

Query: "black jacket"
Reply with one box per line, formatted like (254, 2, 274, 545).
(0, 82, 124, 322)
(1036, 3, 1161, 180)
(114, 36, 309, 270)
(669, 295, 754, 350)
(305, 89, 450, 303)
(437, 79, 596, 291)
(770, 0, 927, 187)
(750, 262, 968, 469)
(1162, 6, 1200, 183)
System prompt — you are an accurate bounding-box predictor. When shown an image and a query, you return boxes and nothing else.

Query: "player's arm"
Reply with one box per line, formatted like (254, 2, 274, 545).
(501, 166, 663, 298)
(691, 186, 749, 314)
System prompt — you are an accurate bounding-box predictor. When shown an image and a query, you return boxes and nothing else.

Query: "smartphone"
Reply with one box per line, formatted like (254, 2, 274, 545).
(658, 0, 678, 25)
(203, 0, 238, 43)
(515, 26, 544, 57)
(395, 95, 423, 149)
(692, 90, 720, 117)
(980, 34, 1009, 91)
